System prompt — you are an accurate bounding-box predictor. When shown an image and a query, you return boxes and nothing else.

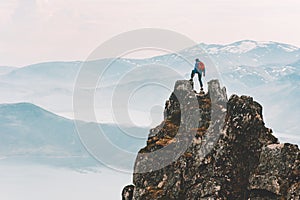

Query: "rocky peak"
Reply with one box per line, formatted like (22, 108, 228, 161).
(122, 79, 299, 200)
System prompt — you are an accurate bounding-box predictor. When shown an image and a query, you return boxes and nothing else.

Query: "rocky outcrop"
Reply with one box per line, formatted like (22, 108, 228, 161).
(249, 143, 300, 199)
(122, 79, 299, 200)
(122, 185, 134, 200)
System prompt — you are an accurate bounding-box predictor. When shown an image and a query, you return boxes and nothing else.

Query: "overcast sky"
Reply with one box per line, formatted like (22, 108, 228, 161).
(0, 0, 300, 67)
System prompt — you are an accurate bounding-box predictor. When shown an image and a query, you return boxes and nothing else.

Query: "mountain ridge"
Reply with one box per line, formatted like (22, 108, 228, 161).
(3, 40, 300, 71)
(0, 102, 149, 169)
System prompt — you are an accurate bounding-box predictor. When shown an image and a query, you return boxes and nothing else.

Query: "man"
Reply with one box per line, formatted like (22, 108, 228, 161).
(190, 58, 205, 91)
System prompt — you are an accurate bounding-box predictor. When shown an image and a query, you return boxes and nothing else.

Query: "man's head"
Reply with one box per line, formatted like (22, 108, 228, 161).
(195, 58, 200, 62)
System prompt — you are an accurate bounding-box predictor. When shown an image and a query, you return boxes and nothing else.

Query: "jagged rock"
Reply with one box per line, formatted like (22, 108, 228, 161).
(249, 143, 299, 199)
(122, 185, 134, 200)
(207, 79, 227, 106)
(287, 182, 300, 200)
(122, 79, 299, 200)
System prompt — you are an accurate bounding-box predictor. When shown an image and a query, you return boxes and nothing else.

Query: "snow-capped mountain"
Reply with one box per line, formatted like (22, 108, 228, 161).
(201, 40, 299, 54)
(0, 103, 148, 169)
(179, 40, 300, 67)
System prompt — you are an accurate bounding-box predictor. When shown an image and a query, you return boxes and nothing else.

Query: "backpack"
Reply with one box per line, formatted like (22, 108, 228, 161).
(197, 61, 205, 71)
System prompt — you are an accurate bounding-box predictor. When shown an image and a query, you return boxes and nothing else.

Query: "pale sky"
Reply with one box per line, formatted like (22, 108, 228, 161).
(0, 0, 300, 67)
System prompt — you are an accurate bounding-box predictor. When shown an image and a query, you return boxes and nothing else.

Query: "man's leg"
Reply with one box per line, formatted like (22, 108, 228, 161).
(197, 72, 203, 89)
(190, 69, 195, 81)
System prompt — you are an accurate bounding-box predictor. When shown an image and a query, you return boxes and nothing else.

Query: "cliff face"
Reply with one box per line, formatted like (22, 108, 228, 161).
(122, 80, 299, 200)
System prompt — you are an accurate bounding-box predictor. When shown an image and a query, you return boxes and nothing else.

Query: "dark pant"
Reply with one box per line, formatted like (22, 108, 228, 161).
(191, 69, 203, 88)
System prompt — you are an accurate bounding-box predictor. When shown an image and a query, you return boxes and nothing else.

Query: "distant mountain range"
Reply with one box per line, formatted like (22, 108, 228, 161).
(0, 66, 16, 75)
(0, 40, 299, 147)
(0, 103, 148, 169)
(182, 40, 300, 66)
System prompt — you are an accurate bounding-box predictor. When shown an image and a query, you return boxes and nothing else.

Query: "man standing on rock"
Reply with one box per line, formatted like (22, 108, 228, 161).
(190, 58, 206, 92)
